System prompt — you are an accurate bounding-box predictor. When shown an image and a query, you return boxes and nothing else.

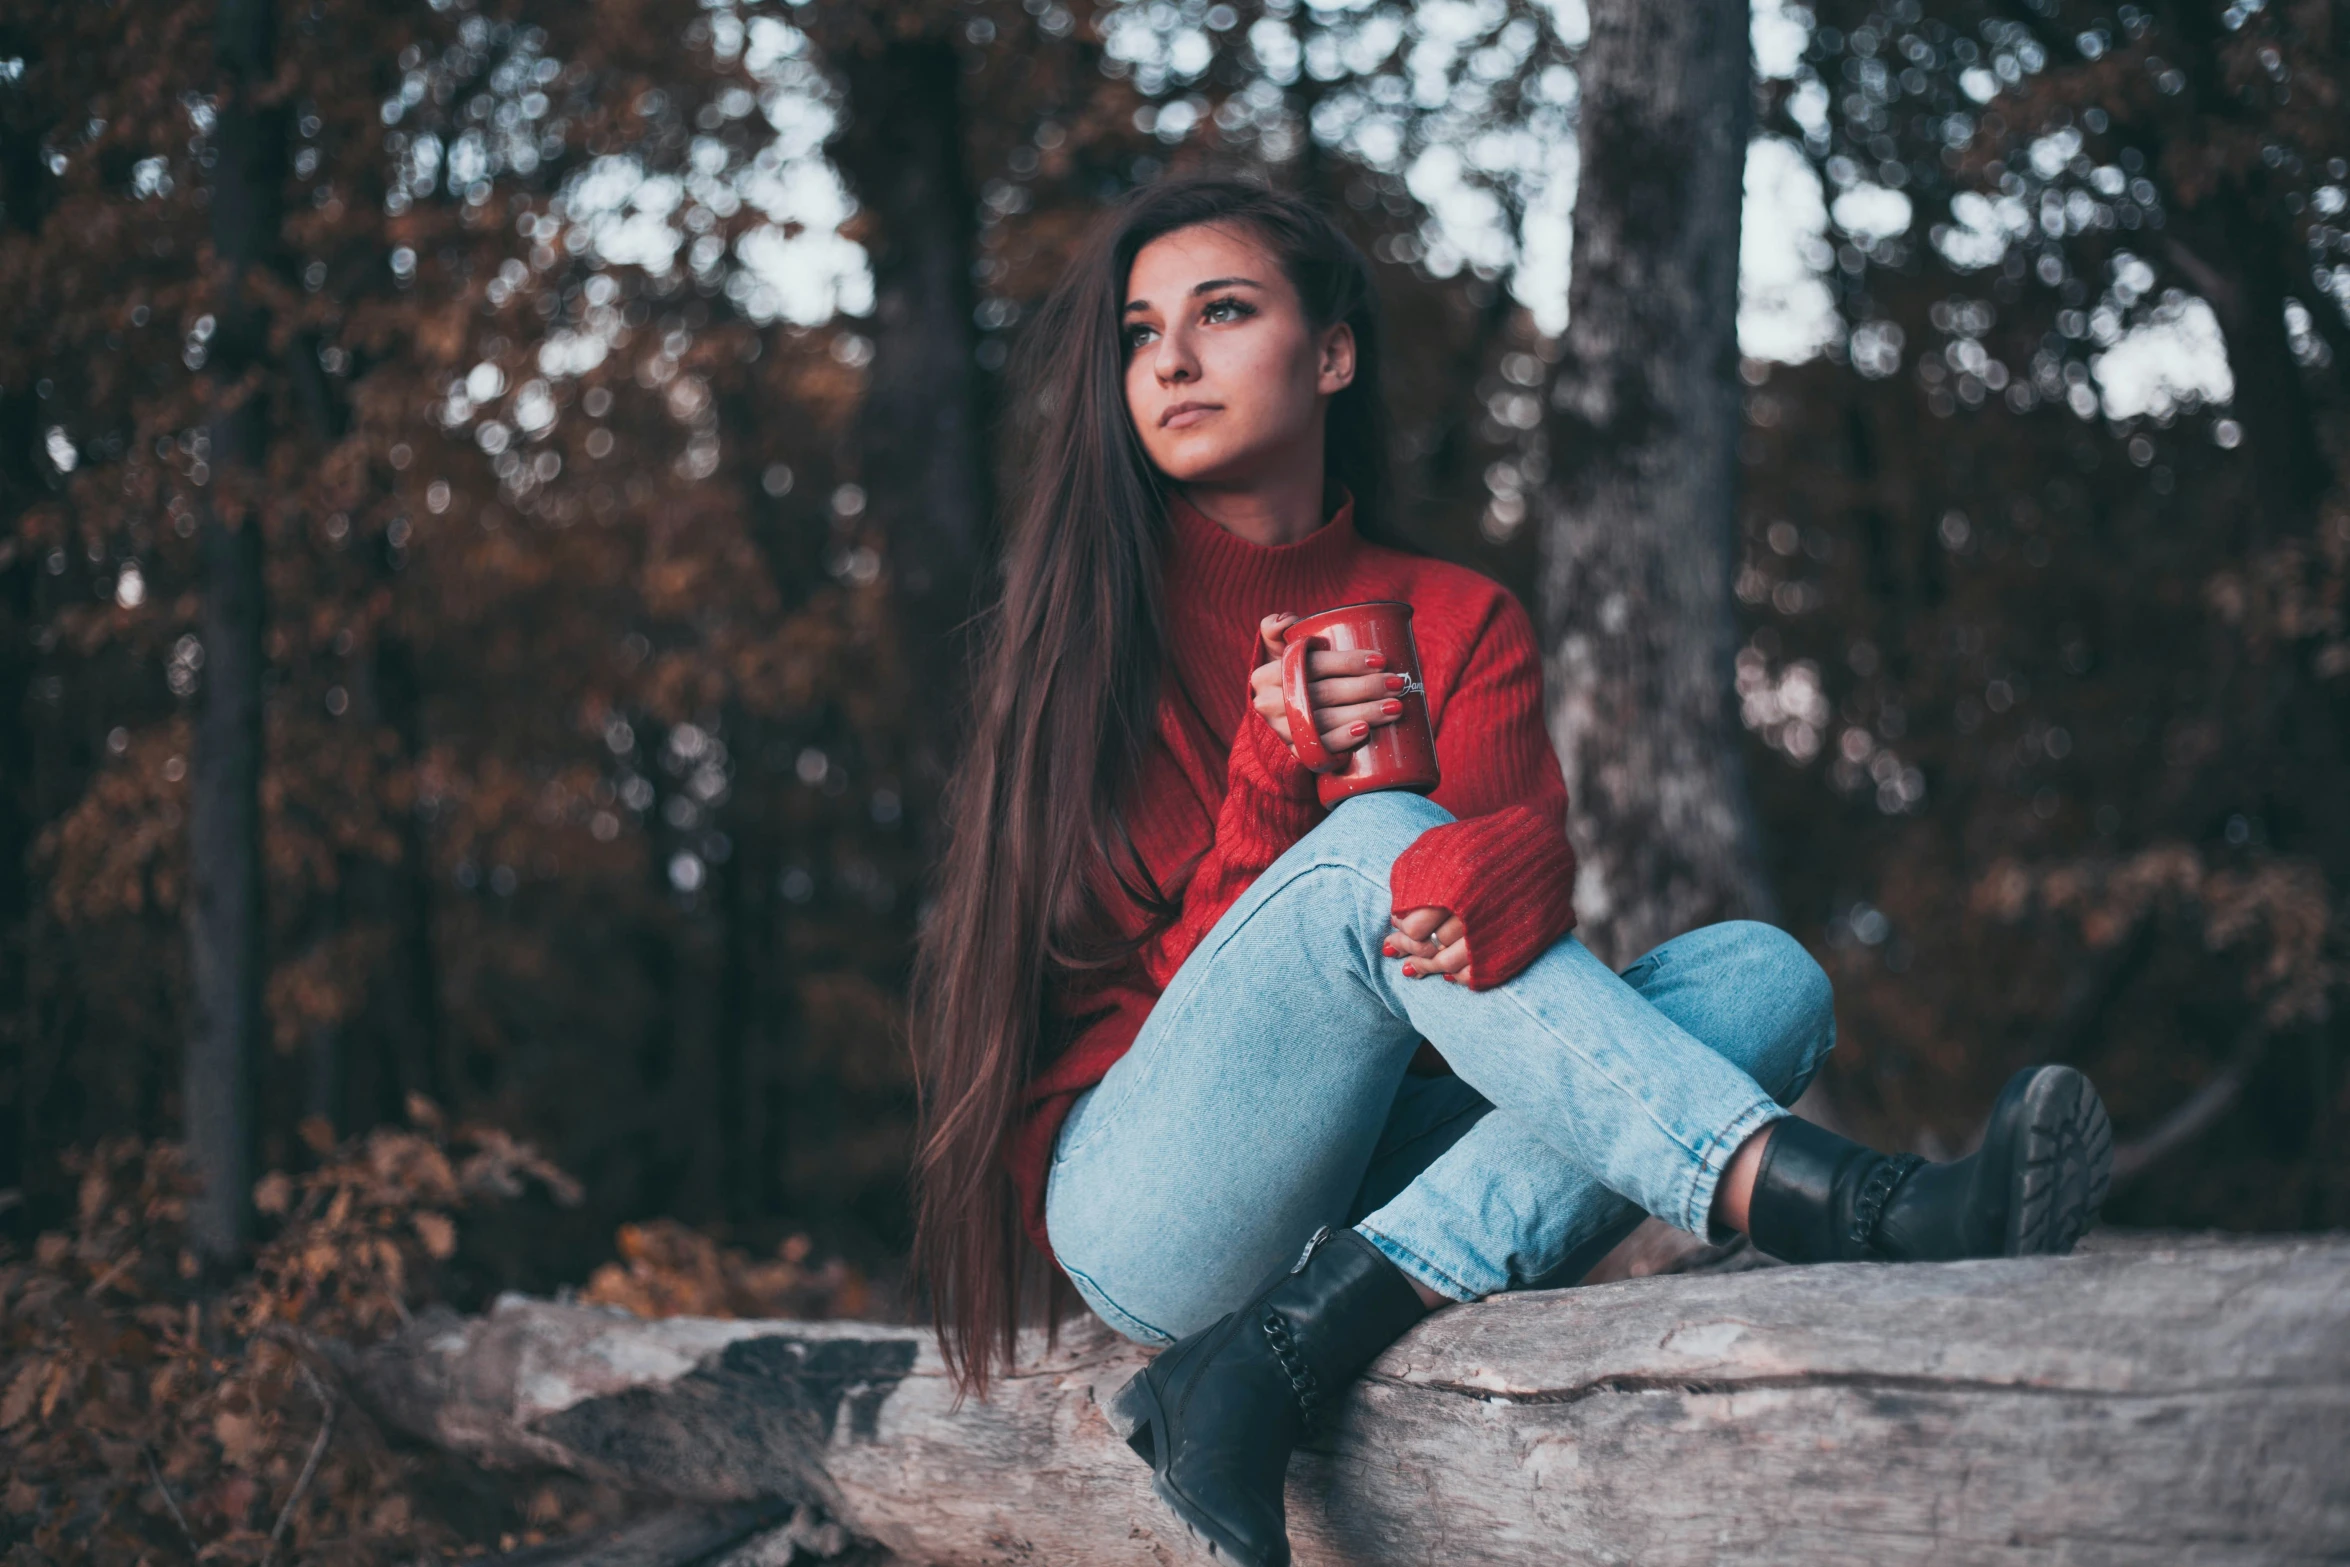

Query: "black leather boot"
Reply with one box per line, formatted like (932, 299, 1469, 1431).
(1749, 1063, 2112, 1263)
(1107, 1225, 1428, 1567)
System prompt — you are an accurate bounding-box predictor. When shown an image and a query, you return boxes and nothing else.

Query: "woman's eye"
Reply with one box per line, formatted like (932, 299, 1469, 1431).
(1201, 296, 1255, 324)
(1123, 324, 1156, 352)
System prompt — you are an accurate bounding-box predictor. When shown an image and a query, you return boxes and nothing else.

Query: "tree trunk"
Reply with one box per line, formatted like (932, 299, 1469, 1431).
(349, 1232, 2350, 1566)
(185, 503, 265, 1262)
(184, 0, 282, 1264)
(2162, 189, 2331, 542)
(712, 719, 768, 1227)
(2142, 0, 2332, 536)
(355, 614, 446, 1126)
(1536, 0, 1771, 967)
(333, 532, 443, 1136)
(0, 388, 38, 1235)
(827, 38, 992, 767)
(0, 10, 60, 1240)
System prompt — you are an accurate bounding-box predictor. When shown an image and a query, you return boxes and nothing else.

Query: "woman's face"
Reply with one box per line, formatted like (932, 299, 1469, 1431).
(1121, 222, 1355, 490)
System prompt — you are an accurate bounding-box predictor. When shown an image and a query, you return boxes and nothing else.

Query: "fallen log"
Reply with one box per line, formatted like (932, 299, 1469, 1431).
(350, 1232, 2350, 1565)
(473, 1502, 794, 1567)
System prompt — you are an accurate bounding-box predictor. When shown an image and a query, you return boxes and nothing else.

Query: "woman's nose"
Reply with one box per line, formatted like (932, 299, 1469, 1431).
(1153, 331, 1198, 384)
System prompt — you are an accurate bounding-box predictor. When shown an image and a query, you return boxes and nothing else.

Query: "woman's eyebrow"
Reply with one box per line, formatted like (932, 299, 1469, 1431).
(1122, 276, 1267, 315)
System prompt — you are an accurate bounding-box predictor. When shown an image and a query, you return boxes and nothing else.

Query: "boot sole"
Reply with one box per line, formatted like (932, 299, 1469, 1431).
(1108, 1369, 1287, 1567)
(2005, 1065, 2114, 1257)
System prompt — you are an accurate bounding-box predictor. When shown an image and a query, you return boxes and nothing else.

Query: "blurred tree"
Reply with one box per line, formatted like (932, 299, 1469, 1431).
(822, 15, 991, 776)
(1535, 0, 1777, 967)
(183, 0, 280, 1266)
(1, 0, 223, 1237)
(0, 4, 50, 1224)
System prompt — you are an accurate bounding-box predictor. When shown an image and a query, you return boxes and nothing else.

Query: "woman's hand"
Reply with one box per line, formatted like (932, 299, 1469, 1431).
(1385, 906, 1471, 983)
(1249, 611, 1410, 766)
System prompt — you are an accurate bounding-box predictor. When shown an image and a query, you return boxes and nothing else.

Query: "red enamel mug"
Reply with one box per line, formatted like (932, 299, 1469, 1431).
(1280, 601, 1442, 809)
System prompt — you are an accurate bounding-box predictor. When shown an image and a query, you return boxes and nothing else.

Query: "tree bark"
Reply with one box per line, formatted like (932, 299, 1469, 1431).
(827, 37, 992, 754)
(350, 1233, 2350, 1566)
(2161, 189, 2332, 542)
(350, 611, 446, 1127)
(184, 0, 282, 1264)
(1536, 0, 1772, 966)
(185, 500, 265, 1263)
(0, 379, 39, 1240)
(0, 10, 60, 1240)
(2139, 0, 2331, 535)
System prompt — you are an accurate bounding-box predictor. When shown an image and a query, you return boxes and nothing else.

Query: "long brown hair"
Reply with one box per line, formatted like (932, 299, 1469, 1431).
(910, 178, 1396, 1394)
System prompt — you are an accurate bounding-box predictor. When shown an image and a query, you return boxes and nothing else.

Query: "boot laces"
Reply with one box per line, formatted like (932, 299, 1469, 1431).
(1851, 1152, 1925, 1250)
(1261, 1309, 1322, 1430)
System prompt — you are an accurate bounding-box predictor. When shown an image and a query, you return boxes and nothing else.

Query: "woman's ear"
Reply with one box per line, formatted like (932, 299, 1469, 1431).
(1316, 321, 1357, 395)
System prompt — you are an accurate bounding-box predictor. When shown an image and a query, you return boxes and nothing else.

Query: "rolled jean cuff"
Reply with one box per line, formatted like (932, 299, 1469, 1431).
(1353, 1223, 1483, 1304)
(1680, 1097, 1791, 1241)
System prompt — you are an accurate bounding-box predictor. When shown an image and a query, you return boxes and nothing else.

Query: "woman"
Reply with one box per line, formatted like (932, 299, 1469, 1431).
(912, 178, 2112, 1567)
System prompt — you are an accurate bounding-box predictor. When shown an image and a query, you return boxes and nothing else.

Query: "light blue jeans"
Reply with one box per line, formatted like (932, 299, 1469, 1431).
(1045, 791, 1835, 1344)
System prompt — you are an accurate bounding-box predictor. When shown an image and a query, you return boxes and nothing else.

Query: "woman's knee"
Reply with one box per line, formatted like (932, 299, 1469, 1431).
(1059, 1258, 1180, 1345)
(1732, 922, 1835, 1100)
(1664, 920, 1836, 1102)
(1261, 792, 1455, 953)
(1301, 789, 1454, 874)
(1048, 1209, 1279, 1343)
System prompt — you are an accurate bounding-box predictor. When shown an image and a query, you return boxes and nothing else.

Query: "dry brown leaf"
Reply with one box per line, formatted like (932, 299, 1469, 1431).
(1, 1359, 46, 1428)
(212, 1408, 263, 1467)
(253, 1172, 293, 1217)
(37, 1361, 72, 1423)
(412, 1212, 456, 1261)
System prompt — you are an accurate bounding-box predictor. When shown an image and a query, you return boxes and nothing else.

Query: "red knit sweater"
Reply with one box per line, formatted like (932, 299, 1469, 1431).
(1008, 490, 1581, 1258)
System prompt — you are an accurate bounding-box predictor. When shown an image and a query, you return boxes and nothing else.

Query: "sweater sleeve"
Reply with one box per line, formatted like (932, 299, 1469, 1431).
(1387, 592, 1579, 989)
(1138, 698, 1325, 990)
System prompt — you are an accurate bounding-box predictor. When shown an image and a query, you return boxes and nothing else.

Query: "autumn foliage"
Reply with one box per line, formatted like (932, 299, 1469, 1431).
(2, 1119, 593, 1563)
(581, 1216, 869, 1321)
(0, 1104, 863, 1563)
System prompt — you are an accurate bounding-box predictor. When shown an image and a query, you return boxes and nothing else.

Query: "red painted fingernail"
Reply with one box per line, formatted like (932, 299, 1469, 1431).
(1364, 652, 1387, 670)
(1402, 962, 1417, 976)
(1386, 674, 1408, 691)
(1382, 943, 1398, 957)
(1381, 699, 1402, 715)
(1351, 720, 1369, 736)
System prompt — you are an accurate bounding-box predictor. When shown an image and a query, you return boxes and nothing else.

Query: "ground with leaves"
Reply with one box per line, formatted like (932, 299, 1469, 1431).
(0, 1113, 864, 1565)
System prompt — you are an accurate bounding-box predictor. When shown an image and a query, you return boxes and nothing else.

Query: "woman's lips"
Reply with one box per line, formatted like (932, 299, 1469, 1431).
(1160, 402, 1221, 429)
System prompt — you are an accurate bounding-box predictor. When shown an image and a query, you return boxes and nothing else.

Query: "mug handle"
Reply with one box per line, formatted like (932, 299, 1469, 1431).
(1281, 633, 1335, 772)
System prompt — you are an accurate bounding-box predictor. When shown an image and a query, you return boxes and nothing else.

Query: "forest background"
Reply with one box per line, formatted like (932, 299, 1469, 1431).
(1, 0, 2346, 1558)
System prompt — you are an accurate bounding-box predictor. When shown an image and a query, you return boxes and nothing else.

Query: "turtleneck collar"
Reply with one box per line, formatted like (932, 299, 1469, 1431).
(1164, 484, 1362, 611)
